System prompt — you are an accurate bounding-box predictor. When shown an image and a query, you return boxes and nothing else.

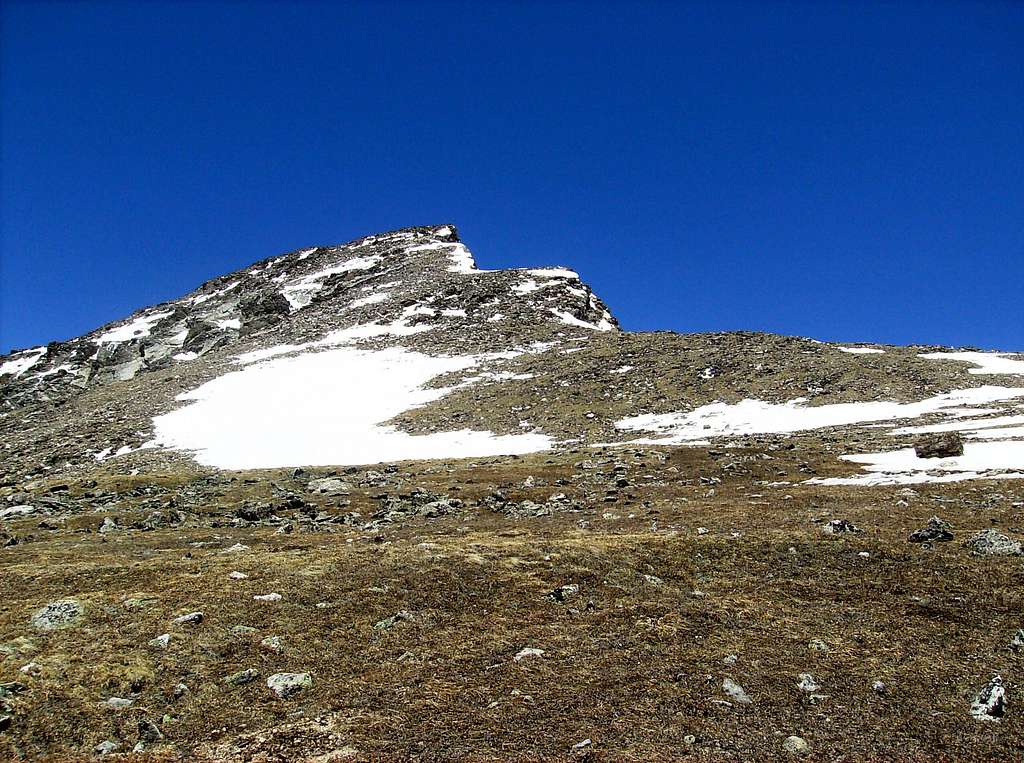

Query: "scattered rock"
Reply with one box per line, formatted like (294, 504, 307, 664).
(308, 478, 351, 495)
(231, 625, 258, 636)
(965, 529, 1022, 556)
(908, 516, 953, 544)
(137, 719, 163, 743)
(260, 635, 283, 652)
(970, 676, 1006, 722)
(148, 634, 171, 649)
(30, 599, 83, 631)
(821, 519, 861, 535)
(228, 571, 248, 580)
(172, 611, 204, 625)
(722, 678, 752, 705)
(94, 740, 119, 755)
(547, 584, 579, 603)
(914, 431, 964, 459)
(796, 673, 821, 693)
(225, 668, 260, 687)
(514, 647, 545, 662)
(1010, 629, 1024, 652)
(98, 517, 119, 534)
(808, 639, 829, 652)
(104, 697, 134, 709)
(266, 671, 312, 698)
(253, 592, 282, 602)
(374, 611, 414, 630)
(782, 736, 810, 755)
(0, 505, 38, 521)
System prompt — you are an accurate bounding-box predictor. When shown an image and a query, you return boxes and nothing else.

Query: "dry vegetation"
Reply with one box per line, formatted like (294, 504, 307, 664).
(0, 445, 1022, 761)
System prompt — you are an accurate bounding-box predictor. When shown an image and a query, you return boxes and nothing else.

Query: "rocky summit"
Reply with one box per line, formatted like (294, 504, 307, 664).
(0, 225, 1022, 760)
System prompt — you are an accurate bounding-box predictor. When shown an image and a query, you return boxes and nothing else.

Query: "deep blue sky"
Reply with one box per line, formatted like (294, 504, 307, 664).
(2, 1, 1022, 354)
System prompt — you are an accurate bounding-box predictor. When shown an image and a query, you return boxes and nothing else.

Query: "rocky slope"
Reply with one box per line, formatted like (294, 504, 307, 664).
(2, 224, 1022, 486)
(0, 225, 1023, 761)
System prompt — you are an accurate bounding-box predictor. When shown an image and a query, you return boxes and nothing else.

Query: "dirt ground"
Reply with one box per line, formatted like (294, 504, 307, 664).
(0, 444, 1021, 761)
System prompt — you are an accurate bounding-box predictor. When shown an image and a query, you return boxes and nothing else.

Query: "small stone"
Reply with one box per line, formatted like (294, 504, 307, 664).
(722, 677, 752, 704)
(98, 517, 118, 534)
(723, 654, 738, 665)
(95, 740, 119, 755)
(513, 647, 545, 662)
(18, 662, 41, 675)
(871, 680, 887, 694)
(173, 683, 189, 698)
(782, 736, 809, 755)
(683, 734, 696, 745)
(642, 574, 664, 586)
(137, 719, 163, 743)
(970, 676, 1006, 721)
(228, 571, 248, 580)
(1010, 629, 1024, 652)
(797, 673, 821, 693)
(547, 584, 579, 603)
(225, 668, 260, 686)
(374, 611, 413, 630)
(30, 599, 83, 631)
(104, 697, 134, 709)
(231, 625, 257, 636)
(821, 519, 861, 535)
(808, 639, 829, 652)
(253, 592, 282, 602)
(148, 634, 171, 649)
(221, 543, 250, 553)
(266, 671, 312, 698)
(0, 715, 11, 732)
(172, 611, 204, 625)
(260, 635, 282, 652)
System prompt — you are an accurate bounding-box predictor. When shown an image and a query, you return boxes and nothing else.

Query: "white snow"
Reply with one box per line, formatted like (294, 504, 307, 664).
(615, 386, 1024, 444)
(447, 243, 485, 274)
(95, 311, 172, 344)
(550, 309, 614, 332)
(152, 345, 551, 469)
(610, 365, 633, 374)
(215, 318, 241, 330)
(296, 247, 317, 261)
(838, 346, 885, 354)
(0, 347, 46, 377)
(809, 442, 1024, 486)
(512, 279, 542, 295)
(281, 256, 381, 309)
(920, 351, 1024, 375)
(350, 292, 390, 308)
(528, 267, 579, 280)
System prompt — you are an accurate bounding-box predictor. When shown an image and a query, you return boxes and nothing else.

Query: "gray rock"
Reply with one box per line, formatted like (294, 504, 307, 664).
(821, 519, 861, 535)
(98, 517, 119, 534)
(965, 529, 1022, 556)
(1010, 629, 1024, 652)
(782, 736, 810, 755)
(547, 584, 579, 603)
(914, 431, 964, 459)
(94, 740, 119, 755)
(104, 697, 134, 709)
(148, 633, 171, 649)
(224, 668, 260, 686)
(30, 599, 83, 631)
(137, 719, 163, 743)
(231, 625, 257, 636)
(796, 673, 821, 693)
(970, 676, 1006, 721)
(0, 505, 37, 521)
(266, 671, 312, 698)
(171, 611, 204, 625)
(308, 477, 351, 495)
(908, 516, 954, 544)
(374, 610, 414, 630)
(722, 677, 752, 705)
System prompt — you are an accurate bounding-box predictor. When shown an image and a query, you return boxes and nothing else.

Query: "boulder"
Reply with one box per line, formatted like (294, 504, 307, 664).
(914, 432, 963, 459)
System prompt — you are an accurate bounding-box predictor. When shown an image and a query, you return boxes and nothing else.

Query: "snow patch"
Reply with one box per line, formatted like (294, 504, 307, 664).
(0, 347, 46, 377)
(838, 346, 885, 355)
(95, 311, 172, 344)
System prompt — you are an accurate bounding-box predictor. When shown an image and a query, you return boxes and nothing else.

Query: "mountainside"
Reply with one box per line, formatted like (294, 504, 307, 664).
(2, 224, 1022, 484)
(1, 226, 1023, 761)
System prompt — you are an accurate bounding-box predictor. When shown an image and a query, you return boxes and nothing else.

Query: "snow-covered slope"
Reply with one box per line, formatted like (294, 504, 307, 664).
(1, 225, 1022, 483)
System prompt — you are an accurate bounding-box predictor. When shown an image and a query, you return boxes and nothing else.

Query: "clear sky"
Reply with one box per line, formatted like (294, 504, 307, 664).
(2, 1, 1021, 354)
